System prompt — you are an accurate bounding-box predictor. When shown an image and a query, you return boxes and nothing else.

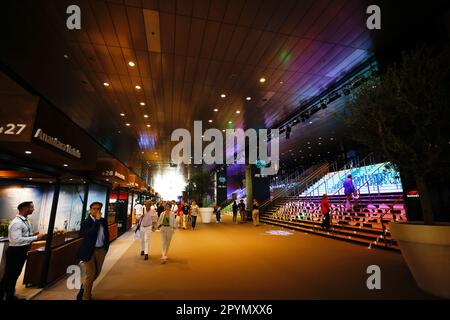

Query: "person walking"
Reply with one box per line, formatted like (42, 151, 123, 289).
(343, 174, 357, 213)
(214, 204, 222, 223)
(181, 201, 190, 229)
(0, 202, 46, 301)
(76, 202, 109, 300)
(138, 201, 154, 260)
(238, 199, 246, 223)
(251, 199, 260, 226)
(190, 200, 199, 230)
(157, 203, 176, 263)
(157, 201, 165, 218)
(321, 194, 331, 230)
(232, 200, 238, 224)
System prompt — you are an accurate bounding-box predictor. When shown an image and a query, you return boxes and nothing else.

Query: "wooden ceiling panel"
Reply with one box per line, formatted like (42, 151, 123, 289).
(159, 0, 176, 13)
(173, 55, 186, 82)
(208, 0, 228, 21)
(237, 0, 262, 28)
(174, 15, 191, 55)
(205, 60, 221, 86)
(192, 0, 211, 19)
(91, 1, 120, 47)
(161, 53, 174, 81)
(126, 6, 148, 51)
(109, 3, 134, 49)
(211, 24, 235, 62)
(176, 0, 193, 16)
(278, 0, 315, 35)
(188, 18, 206, 57)
(252, 0, 280, 30)
(160, 13, 176, 53)
(304, 0, 347, 40)
(224, 26, 249, 62)
(200, 21, 222, 59)
(247, 31, 277, 66)
(94, 45, 118, 76)
(135, 50, 152, 78)
(258, 34, 290, 68)
(235, 30, 262, 64)
(223, 1, 246, 25)
(142, 0, 159, 10)
(183, 57, 198, 83)
(292, 0, 329, 38)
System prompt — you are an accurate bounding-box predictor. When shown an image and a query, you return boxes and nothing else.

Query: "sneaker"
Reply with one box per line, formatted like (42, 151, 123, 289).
(144, 254, 148, 260)
(140, 251, 144, 256)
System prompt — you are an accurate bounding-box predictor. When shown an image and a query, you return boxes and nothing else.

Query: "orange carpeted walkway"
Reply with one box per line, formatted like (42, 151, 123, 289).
(34, 215, 433, 300)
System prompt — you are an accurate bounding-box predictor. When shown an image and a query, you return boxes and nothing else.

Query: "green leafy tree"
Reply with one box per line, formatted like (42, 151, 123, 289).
(342, 47, 450, 224)
(185, 169, 212, 207)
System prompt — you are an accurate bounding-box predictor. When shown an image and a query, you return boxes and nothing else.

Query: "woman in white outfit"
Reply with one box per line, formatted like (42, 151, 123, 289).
(157, 203, 176, 263)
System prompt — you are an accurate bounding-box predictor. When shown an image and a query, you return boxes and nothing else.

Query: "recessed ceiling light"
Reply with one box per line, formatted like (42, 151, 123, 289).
(213, 108, 218, 112)
(126, 123, 131, 126)
(70, 178, 73, 181)
(330, 137, 334, 140)
(29, 178, 33, 180)
(140, 102, 146, 106)
(118, 131, 121, 134)
(222, 129, 225, 132)
(236, 110, 240, 114)
(63, 164, 68, 167)
(228, 121, 232, 124)
(120, 113, 125, 116)
(309, 121, 313, 124)
(25, 151, 32, 154)
(63, 54, 69, 59)
(146, 124, 151, 128)
(135, 85, 141, 90)
(220, 94, 226, 98)
(103, 82, 110, 86)
(279, 81, 283, 84)
(246, 97, 251, 101)
(259, 77, 266, 83)
(141, 152, 144, 154)
(128, 61, 136, 67)
(319, 137, 322, 140)
(106, 179, 109, 181)
(208, 120, 213, 123)
(144, 115, 149, 118)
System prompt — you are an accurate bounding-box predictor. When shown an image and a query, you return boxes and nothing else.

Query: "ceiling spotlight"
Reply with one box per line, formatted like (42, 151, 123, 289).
(220, 94, 226, 98)
(236, 110, 240, 114)
(213, 108, 218, 112)
(126, 123, 131, 126)
(135, 85, 141, 90)
(222, 129, 225, 132)
(228, 121, 232, 124)
(144, 115, 149, 118)
(103, 82, 110, 86)
(140, 102, 146, 106)
(29, 178, 33, 180)
(63, 164, 68, 167)
(309, 121, 313, 124)
(25, 151, 32, 154)
(120, 113, 125, 116)
(279, 81, 284, 84)
(63, 54, 69, 59)
(208, 119, 213, 123)
(141, 152, 144, 154)
(246, 97, 251, 101)
(146, 124, 151, 128)
(259, 77, 266, 83)
(128, 61, 136, 67)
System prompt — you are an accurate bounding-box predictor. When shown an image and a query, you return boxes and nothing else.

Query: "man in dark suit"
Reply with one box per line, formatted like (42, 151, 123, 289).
(76, 202, 109, 300)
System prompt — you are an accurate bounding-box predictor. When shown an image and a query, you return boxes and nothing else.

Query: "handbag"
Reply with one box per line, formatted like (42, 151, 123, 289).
(135, 217, 142, 239)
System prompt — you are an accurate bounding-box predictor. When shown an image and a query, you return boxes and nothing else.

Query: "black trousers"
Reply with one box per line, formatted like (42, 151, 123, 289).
(0, 245, 29, 300)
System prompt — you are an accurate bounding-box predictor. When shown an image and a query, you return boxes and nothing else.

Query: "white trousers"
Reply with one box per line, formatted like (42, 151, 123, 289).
(140, 226, 152, 255)
(160, 226, 174, 258)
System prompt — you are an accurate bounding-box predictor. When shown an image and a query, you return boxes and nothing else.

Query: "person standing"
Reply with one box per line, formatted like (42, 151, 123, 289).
(157, 203, 176, 263)
(321, 194, 331, 230)
(181, 201, 190, 229)
(133, 201, 144, 224)
(139, 201, 154, 260)
(76, 202, 110, 300)
(238, 199, 246, 223)
(343, 174, 356, 213)
(157, 201, 165, 218)
(251, 199, 260, 226)
(232, 200, 238, 224)
(190, 200, 199, 230)
(214, 204, 222, 223)
(0, 202, 46, 301)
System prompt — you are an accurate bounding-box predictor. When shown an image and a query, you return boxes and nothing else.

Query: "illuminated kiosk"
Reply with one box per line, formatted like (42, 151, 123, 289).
(200, 207, 213, 224)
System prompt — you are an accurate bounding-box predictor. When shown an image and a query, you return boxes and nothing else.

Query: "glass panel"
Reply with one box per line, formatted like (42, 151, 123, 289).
(0, 181, 54, 236)
(54, 184, 85, 242)
(86, 184, 108, 218)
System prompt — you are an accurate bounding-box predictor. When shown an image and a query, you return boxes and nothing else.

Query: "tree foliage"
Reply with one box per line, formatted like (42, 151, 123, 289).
(342, 47, 450, 223)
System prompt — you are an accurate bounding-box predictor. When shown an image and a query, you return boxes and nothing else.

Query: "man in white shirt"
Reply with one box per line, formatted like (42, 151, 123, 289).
(138, 200, 156, 260)
(0, 201, 46, 301)
(133, 201, 144, 223)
